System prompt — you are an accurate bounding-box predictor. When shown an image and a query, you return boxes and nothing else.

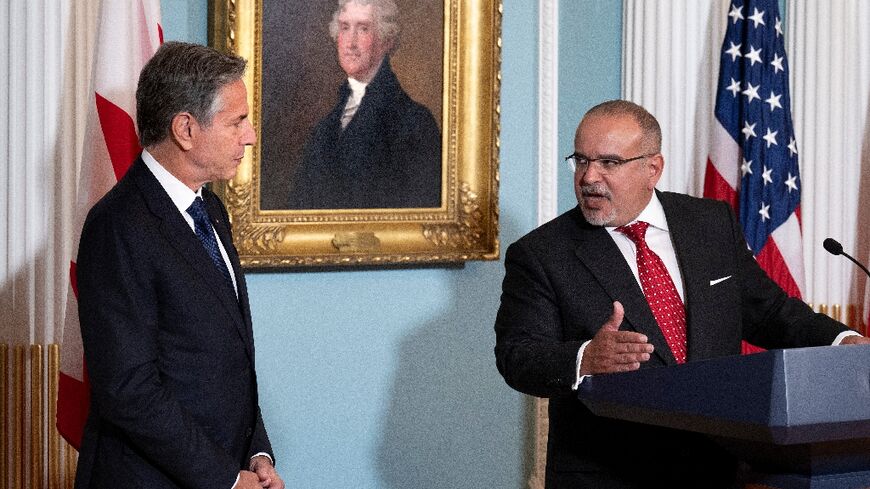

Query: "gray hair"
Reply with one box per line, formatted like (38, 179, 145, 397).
(581, 100, 662, 153)
(328, 0, 400, 50)
(136, 41, 247, 147)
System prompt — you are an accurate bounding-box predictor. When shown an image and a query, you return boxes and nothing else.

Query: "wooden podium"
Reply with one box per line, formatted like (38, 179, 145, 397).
(577, 345, 870, 489)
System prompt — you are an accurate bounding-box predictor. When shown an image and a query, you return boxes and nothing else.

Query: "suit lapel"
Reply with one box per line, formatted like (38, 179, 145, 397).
(131, 159, 251, 358)
(660, 192, 714, 362)
(569, 209, 677, 365)
(205, 191, 256, 360)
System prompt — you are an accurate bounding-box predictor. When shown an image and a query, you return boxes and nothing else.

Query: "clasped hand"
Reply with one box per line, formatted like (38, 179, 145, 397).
(579, 301, 654, 375)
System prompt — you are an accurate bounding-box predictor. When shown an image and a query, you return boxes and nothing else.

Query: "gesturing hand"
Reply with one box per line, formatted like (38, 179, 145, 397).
(579, 301, 653, 375)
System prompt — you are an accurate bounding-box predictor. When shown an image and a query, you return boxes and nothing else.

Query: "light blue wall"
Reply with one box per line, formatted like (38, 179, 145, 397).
(160, 0, 619, 487)
(557, 1, 623, 214)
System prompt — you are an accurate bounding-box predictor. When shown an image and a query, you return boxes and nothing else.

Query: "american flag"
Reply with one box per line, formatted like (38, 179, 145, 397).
(705, 0, 804, 302)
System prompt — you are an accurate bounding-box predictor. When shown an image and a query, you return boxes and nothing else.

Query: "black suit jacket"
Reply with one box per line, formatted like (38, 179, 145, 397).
(494, 191, 848, 488)
(75, 157, 272, 489)
(287, 57, 441, 209)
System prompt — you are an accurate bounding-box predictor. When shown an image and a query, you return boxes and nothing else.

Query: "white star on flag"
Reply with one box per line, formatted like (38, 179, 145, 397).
(749, 7, 766, 28)
(763, 127, 778, 147)
(765, 91, 782, 111)
(785, 173, 798, 192)
(771, 53, 784, 73)
(759, 202, 771, 221)
(788, 137, 798, 156)
(762, 165, 773, 185)
(743, 82, 761, 103)
(775, 17, 783, 37)
(745, 45, 763, 66)
(741, 159, 754, 176)
(742, 121, 757, 139)
(727, 78, 742, 96)
(729, 4, 745, 23)
(726, 42, 743, 62)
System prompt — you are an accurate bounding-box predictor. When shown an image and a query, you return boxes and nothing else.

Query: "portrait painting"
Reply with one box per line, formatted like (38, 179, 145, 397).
(261, 0, 443, 211)
(209, 0, 500, 267)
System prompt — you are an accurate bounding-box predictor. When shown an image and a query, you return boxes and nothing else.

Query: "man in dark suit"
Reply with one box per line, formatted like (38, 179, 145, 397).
(494, 100, 869, 488)
(75, 42, 284, 489)
(287, 0, 441, 210)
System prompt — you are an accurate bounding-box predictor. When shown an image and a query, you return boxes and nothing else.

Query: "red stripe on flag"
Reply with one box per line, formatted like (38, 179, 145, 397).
(57, 366, 90, 451)
(158, 23, 163, 44)
(95, 92, 141, 181)
(69, 261, 78, 299)
(756, 238, 802, 299)
(703, 158, 739, 209)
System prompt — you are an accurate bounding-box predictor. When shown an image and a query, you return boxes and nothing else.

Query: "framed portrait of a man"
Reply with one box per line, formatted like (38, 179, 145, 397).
(209, 0, 500, 267)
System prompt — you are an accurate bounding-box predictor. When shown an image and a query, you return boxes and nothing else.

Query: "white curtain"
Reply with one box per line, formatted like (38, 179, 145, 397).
(787, 0, 870, 313)
(0, 0, 98, 345)
(622, 0, 870, 315)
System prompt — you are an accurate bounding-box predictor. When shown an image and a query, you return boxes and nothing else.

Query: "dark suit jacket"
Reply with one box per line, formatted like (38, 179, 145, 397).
(75, 157, 272, 489)
(287, 57, 441, 209)
(494, 191, 848, 489)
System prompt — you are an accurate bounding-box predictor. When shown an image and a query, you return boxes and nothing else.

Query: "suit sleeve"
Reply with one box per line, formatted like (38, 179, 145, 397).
(721, 204, 849, 347)
(77, 207, 241, 488)
(494, 239, 585, 398)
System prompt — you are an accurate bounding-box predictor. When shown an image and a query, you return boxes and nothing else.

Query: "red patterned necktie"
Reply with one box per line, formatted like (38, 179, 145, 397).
(616, 221, 687, 363)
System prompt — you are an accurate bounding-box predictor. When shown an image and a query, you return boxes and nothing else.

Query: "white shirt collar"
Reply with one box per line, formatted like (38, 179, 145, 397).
(605, 191, 668, 232)
(141, 149, 203, 214)
(347, 77, 368, 101)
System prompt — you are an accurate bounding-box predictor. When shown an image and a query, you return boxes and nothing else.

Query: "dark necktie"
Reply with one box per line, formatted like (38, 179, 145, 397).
(616, 221, 687, 363)
(187, 196, 235, 295)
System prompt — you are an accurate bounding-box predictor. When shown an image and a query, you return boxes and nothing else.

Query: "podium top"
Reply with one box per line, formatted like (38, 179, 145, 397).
(577, 345, 870, 444)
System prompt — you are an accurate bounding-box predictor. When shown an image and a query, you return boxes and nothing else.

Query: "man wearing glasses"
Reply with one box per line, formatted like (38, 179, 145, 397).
(494, 100, 869, 488)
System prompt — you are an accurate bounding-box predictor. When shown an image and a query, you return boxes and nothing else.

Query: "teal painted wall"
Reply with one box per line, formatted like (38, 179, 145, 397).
(557, 1, 623, 214)
(159, 0, 620, 486)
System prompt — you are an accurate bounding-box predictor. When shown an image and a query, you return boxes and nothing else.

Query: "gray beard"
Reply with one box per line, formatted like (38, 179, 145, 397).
(580, 205, 616, 226)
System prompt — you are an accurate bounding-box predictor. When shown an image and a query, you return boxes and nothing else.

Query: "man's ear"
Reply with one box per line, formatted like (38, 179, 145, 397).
(647, 153, 664, 190)
(170, 113, 197, 151)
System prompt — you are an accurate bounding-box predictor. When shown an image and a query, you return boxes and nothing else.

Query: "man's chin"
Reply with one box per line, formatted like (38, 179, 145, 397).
(580, 206, 615, 226)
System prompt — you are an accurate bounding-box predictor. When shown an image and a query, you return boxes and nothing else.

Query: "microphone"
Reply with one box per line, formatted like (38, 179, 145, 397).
(823, 238, 870, 279)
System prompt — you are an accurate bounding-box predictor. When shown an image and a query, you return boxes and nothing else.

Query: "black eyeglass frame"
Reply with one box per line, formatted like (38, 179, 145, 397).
(564, 152, 659, 172)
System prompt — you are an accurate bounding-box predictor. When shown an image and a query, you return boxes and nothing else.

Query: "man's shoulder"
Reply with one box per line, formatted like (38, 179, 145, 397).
(512, 207, 586, 248)
(83, 159, 158, 232)
(659, 191, 732, 220)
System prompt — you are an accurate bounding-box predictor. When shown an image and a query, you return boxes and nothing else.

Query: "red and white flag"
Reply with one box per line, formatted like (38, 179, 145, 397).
(57, 0, 162, 449)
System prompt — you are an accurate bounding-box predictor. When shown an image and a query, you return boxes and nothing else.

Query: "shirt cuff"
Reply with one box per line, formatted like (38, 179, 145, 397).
(251, 452, 274, 467)
(572, 340, 593, 390)
(231, 453, 274, 488)
(833, 330, 862, 345)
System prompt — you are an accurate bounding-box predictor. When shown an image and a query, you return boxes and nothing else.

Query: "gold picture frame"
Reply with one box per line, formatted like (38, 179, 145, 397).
(208, 0, 501, 267)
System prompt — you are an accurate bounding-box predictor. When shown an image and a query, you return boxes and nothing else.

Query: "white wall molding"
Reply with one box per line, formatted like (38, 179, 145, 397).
(537, 0, 559, 226)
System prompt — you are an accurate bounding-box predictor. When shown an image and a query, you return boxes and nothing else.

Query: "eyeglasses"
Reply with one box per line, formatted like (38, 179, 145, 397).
(564, 153, 657, 174)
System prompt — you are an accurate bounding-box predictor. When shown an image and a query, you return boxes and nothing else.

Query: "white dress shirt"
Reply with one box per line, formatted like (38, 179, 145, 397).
(142, 150, 238, 297)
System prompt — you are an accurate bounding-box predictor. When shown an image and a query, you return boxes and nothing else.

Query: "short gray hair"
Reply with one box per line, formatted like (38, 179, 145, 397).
(136, 42, 247, 147)
(328, 0, 400, 51)
(581, 100, 662, 153)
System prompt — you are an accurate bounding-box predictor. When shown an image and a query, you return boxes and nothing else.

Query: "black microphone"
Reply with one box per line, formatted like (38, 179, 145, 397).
(823, 238, 870, 279)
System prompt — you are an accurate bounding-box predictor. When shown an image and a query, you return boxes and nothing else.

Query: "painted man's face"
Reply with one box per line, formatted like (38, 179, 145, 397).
(336, 2, 392, 82)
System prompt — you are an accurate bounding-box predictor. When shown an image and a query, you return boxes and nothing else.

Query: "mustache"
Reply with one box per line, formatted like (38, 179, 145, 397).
(580, 184, 612, 200)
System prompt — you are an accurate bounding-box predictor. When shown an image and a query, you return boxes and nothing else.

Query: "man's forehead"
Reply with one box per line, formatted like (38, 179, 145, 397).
(576, 114, 641, 142)
(339, 2, 376, 22)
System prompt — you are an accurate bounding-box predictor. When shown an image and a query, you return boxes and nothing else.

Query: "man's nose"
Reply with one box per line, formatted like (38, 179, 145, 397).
(579, 163, 603, 184)
(242, 120, 256, 146)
